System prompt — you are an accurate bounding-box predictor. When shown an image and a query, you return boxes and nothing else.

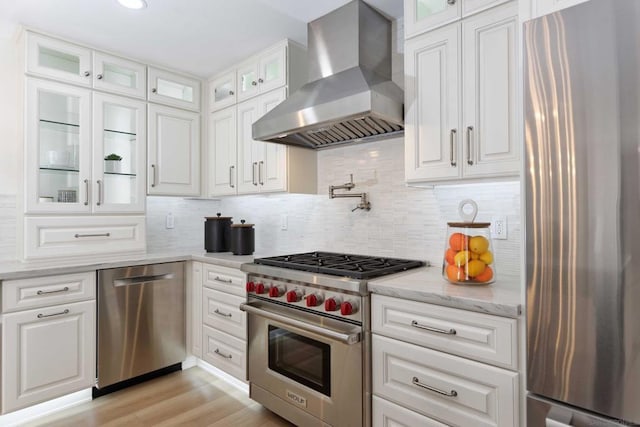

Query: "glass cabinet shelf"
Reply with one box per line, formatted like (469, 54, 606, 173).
(39, 166, 79, 173)
(40, 119, 80, 131)
(104, 171, 137, 177)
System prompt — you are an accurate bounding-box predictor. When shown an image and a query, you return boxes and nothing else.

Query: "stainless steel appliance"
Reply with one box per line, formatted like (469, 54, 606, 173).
(96, 262, 186, 391)
(525, 1, 640, 425)
(252, 0, 404, 149)
(241, 252, 424, 427)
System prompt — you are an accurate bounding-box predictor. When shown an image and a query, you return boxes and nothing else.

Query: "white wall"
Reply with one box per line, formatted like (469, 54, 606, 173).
(0, 27, 20, 195)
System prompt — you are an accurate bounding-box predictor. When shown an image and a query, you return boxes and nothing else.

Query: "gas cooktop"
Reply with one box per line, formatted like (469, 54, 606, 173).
(253, 251, 425, 280)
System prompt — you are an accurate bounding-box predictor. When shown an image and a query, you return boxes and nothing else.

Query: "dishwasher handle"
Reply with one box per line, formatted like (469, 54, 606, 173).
(113, 273, 175, 287)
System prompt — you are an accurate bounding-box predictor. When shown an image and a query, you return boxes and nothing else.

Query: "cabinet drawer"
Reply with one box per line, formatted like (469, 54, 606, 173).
(373, 335, 519, 427)
(202, 325, 246, 382)
(372, 295, 517, 369)
(2, 271, 95, 313)
(202, 264, 246, 297)
(202, 288, 246, 340)
(24, 216, 145, 260)
(373, 395, 448, 427)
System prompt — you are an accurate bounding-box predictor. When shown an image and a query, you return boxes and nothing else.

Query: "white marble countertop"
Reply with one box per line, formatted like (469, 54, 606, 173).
(368, 266, 522, 318)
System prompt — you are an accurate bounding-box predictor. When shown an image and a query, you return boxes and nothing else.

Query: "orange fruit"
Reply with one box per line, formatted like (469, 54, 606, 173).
(466, 260, 486, 277)
(469, 235, 490, 254)
(444, 248, 457, 265)
(445, 265, 465, 282)
(474, 266, 494, 282)
(449, 233, 469, 251)
(479, 250, 493, 265)
(453, 250, 471, 267)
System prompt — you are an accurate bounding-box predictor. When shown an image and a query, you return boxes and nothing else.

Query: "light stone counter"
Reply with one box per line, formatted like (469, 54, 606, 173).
(0, 250, 257, 281)
(368, 266, 522, 318)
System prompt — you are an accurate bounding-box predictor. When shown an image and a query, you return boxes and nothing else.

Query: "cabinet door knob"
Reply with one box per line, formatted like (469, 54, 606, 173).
(83, 71, 91, 77)
(229, 90, 234, 95)
(97, 74, 103, 80)
(447, 0, 456, 5)
(152, 88, 157, 93)
(251, 81, 257, 86)
(258, 78, 264, 83)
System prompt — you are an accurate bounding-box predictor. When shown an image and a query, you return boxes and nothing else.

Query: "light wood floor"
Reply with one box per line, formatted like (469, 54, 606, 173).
(23, 367, 295, 427)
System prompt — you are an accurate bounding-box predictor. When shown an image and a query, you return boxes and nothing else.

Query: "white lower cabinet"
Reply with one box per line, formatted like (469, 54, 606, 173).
(2, 299, 96, 414)
(372, 295, 520, 427)
(202, 325, 246, 381)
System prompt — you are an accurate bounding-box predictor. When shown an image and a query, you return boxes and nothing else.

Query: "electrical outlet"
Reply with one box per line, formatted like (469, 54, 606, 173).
(166, 212, 175, 229)
(281, 214, 288, 231)
(491, 216, 507, 240)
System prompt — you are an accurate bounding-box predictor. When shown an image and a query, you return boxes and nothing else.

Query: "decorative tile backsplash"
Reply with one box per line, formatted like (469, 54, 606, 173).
(147, 137, 522, 285)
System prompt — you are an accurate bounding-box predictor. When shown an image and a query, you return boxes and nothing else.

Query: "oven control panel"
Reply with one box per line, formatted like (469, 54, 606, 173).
(246, 275, 363, 323)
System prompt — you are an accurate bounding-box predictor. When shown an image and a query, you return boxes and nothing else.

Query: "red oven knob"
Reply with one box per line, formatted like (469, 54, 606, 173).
(324, 297, 341, 312)
(340, 301, 358, 316)
(286, 290, 302, 302)
(269, 286, 284, 298)
(245, 281, 255, 292)
(305, 293, 321, 307)
(255, 283, 265, 294)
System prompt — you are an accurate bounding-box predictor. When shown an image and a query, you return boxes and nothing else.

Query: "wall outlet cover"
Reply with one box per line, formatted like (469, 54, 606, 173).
(166, 212, 175, 229)
(491, 216, 507, 240)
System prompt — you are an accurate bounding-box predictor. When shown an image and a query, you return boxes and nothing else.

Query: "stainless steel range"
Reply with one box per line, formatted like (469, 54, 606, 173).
(240, 252, 424, 427)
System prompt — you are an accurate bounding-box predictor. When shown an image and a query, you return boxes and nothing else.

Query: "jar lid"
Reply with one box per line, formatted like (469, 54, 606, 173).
(205, 212, 232, 220)
(447, 222, 491, 228)
(231, 219, 254, 228)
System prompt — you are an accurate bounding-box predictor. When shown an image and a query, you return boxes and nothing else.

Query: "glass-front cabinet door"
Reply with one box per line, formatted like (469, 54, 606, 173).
(93, 52, 146, 99)
(93, 93, 146, 213)
(25, 78, 92, 213)
(148, 67, 201, 111)
(236, 61, 260, 102)
(257, 45, 286, 94)
(405, 0, 462, 38)
(26, 32, 92, 87)
(209, 71, 237, 112)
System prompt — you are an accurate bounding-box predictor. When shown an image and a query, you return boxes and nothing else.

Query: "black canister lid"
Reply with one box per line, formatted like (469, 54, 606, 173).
(205, 212, 232, 220)
(231, 219, 254, 228)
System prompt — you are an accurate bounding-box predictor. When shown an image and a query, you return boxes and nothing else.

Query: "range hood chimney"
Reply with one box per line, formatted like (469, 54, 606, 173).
(252, 0, 404, 149)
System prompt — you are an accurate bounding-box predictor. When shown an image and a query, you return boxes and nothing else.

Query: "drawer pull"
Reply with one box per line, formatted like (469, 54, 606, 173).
(214, 308, 233, 318)
(214, 348, 233, 359)
(214, 276, 233, 283)
(411, 320, 456, 335)
(412, 376, 458, 397)
(37, 309, 70, 319)
(75, 233, 111, 238)
(37, 286, 69, 295)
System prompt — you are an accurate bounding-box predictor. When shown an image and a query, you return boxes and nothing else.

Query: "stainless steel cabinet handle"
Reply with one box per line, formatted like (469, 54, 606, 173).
(37, 309, 70, 319)
(214, 349, 232, 359)
(252, 162, 258, 186)
(447, 0, 456, 5)
(214, 309, 233, 318)
(259, 161, 264, 185)
(450, 129, 457, 167)
(258, 78, 264, 83)
(37, 286, 69, 295)
(75, 233, 111, 238)
(96, 179, 103, 206)
(84, 179, 90, 205)
(466, 126, 474, 165)
(229, 165, 235, 188)
(151, 88, 157, 93)
(114, 273, 175, 287)
(151, 164, 157, 187)
(251, 81, 257, 86)
(411, 320, 456, 335)
(97, 74, 103, 80)
(412, 377, 458, 397)
(83, 71, 90, 77)
(229, 90, 234, 95)
(214, 276, 233, 283)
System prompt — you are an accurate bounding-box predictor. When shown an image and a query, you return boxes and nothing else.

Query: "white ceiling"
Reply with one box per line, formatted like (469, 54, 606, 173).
(0, 0, 402, 78)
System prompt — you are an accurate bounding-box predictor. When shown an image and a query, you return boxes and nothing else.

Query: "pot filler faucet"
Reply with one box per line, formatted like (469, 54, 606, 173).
(329, 174, 371, 212)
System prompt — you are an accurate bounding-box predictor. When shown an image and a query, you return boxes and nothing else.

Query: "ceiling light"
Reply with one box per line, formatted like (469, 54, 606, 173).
(117, 0, 147, 10)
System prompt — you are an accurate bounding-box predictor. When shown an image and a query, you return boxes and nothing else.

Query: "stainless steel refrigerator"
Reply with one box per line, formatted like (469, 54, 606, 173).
(525, 0, 640, 425)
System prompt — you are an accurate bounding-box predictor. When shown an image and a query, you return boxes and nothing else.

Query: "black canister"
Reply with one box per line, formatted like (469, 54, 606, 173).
(230, 220, 255, 255)
(204, 213, 232, 252)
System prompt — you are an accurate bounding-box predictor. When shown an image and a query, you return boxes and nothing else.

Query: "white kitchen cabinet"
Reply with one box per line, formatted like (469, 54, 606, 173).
(26, 32, 93, 87)
(189, 262, 203, 359)
(2, 299, 96, 414)
(208, 106, 238, 196)
(148, 104, 200, 196)
(148, 67, 201, 111)
(203, 288, 246, 340)
(532, 0, 588, 17)
(202, 325, 246, 382)
(405, 2, 519, 183)
(236, 42, 288, 102)
(463, 0, 513, 16)
(373, 395, 448, 427)
(93, 52, 146, 99)
(202, 264, 246, 297)
(209, 70, 236, 112)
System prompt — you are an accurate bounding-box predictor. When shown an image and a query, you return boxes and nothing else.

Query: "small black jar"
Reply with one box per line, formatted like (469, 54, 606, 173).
(230, 220, 255, 255)
(204, 213, 232, 252)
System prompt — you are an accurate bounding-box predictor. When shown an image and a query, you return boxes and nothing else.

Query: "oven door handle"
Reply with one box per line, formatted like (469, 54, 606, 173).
(240, 302, 361, 345)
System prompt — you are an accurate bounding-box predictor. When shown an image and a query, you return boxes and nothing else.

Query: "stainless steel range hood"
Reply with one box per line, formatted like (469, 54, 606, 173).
(252, 0, 404, 150)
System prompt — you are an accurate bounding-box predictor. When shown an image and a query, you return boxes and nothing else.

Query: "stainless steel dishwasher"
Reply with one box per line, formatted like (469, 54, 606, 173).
(95, 262, 185, 392)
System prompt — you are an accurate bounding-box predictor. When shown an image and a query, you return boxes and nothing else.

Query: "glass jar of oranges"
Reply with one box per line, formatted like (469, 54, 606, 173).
(443, 200, 496, 285)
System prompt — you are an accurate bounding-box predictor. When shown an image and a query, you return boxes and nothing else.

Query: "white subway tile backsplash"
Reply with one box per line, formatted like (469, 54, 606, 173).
(0, 194, 16, 262)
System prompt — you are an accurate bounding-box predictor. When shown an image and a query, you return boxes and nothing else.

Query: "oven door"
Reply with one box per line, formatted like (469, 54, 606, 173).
(241, 300, 363, 427)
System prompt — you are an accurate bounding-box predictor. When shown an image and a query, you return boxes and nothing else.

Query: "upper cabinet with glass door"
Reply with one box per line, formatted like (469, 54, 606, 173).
(26, 32, 93, 87)
(93, 52, 146, 99)
(148, 67, 201, 111)
(209, 70, 236, 111)
(404, 0, 512, 38)
(236, 42, 288, 102)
